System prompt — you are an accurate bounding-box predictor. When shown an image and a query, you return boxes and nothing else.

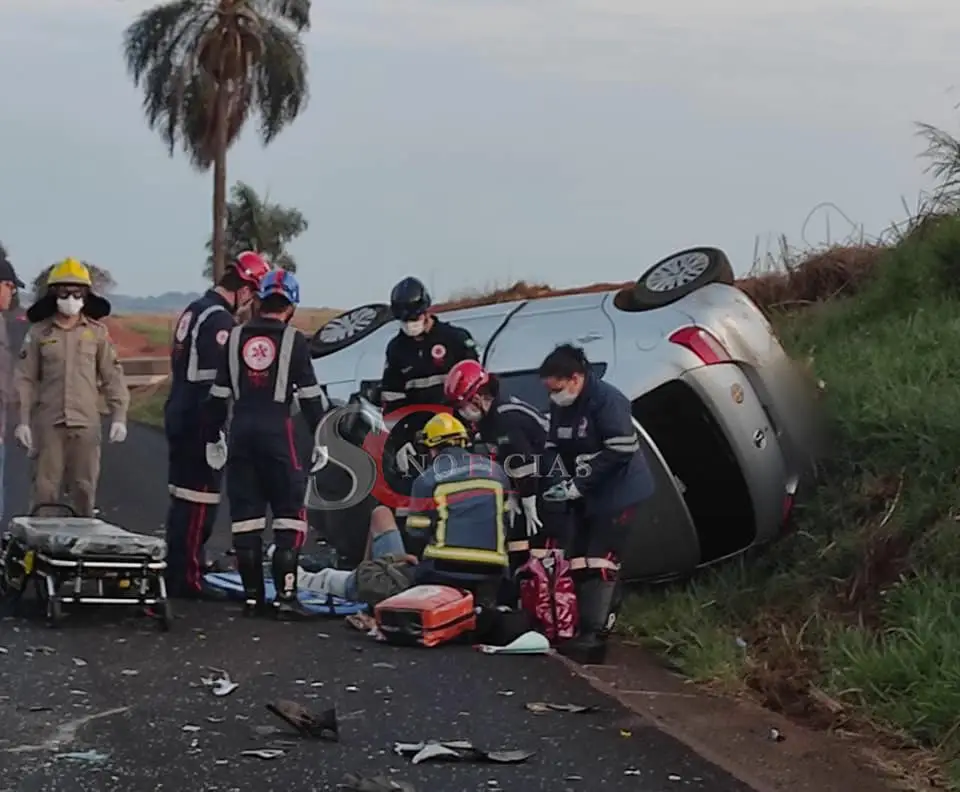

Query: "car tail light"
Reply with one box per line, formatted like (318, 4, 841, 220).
(668, 326, 731, 365)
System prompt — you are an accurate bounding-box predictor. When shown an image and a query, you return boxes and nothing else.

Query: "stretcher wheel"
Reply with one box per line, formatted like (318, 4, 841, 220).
(46, 597, 63, 628)
(155, 600, 174, 631)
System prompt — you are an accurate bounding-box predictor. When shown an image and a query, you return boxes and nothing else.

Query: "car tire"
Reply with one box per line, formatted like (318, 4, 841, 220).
(309, 303, 393, 359)
(628, 247, 735, 310)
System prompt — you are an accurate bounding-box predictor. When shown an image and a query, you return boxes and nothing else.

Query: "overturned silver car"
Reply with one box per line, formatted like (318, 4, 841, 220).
(303, 247, 820, 583)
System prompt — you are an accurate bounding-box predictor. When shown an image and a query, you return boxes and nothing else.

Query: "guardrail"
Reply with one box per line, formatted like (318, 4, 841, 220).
(118, 357, 169, 389)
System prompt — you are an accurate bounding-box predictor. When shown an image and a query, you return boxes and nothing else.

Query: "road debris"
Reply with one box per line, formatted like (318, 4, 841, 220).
(241, 749, 285, 760)
(393, 740, 535, 765)
(56, 750, 109, 763)
(182, 724, 201, 733)
(524, 702, 599, 715)
(266, 700, 339, 741)
(475, 632, 550, 655)
(625, 768, 641, 776)
(339, 773, 416, 792)
(200, 669, 238, 697)
(72, 658, 87, 667)
(121, 669, 139, 677)
(0, 647, 8, 654)
(371, 662, 395, 669)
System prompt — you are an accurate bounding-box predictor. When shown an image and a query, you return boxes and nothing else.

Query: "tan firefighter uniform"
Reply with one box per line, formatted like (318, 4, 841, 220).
(14, 315, 129, 516)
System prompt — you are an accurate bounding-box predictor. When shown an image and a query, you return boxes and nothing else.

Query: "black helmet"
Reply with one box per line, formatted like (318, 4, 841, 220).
(390, 276, 431, 321)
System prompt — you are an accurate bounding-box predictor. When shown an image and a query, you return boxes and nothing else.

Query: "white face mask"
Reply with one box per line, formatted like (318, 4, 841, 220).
(459, 404, 483, 423)
(56, 296, 84, 317)
(402, 318, 426, 337)
(549, 389, 577, 407)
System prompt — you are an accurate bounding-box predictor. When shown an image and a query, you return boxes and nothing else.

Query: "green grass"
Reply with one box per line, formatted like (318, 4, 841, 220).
(128, 381, 168, 428)
(125, 319, 173, 348)
(619, 215, 960, 787)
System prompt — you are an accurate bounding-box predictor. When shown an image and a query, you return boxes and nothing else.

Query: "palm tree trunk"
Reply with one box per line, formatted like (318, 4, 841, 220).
(211, 84, 230, 284)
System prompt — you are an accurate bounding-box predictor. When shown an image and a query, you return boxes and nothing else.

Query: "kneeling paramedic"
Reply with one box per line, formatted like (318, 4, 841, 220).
(164, 251, 270, 599)
(203, 270, 330, 620)
(302, 413, 512, 606)
(444, 359, 556, 579)
(14, 258, 129, 517)
(538, 343, 655, 665)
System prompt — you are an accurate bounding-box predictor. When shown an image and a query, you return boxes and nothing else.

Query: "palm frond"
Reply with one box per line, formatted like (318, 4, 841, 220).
(256, 0, 311, 31)
(253, 18, 308, 143)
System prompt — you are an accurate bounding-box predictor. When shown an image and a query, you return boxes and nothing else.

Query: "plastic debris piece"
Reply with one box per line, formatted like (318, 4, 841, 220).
(411, 743, 463, 764)
(372, 662, 395, 669)
(476, 631, 550, 655)
(496, 690, 514, 697)
(620, 729, 632, 738)
(56, 750, 109, 763)
(72, 658, 87, 667)
(482, 750, 535, 764)
(121, 669, 140, 677)
(525, 701, 598, 714)
(182, 724, 201, 732)
(769, 728, 785, 742)
(339, 773, 416, 792)
(625, 768, 641, 776)
(206, 716, 226, 724)
(254, 725, 284, 736)
(241, 749, 285, 760)
(346, 685, 359, 692)
(668, 775, 682, 782)
(0, 647, 8, 654)
(266, 700, 339, 741)
(201, 671, 239, 697)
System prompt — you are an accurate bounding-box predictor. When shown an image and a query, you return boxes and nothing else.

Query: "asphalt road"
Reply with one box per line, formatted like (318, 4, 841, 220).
(0, 424, 754, 792)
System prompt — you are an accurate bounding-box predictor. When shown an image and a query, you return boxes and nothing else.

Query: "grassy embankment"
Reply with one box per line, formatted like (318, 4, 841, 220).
(621, 215, 960, 789)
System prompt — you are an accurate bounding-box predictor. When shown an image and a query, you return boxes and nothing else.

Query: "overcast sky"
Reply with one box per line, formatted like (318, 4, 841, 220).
(0, 0, 957, 308)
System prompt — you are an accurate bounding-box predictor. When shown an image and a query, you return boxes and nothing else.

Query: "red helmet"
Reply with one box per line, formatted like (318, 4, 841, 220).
(232, 251, 271, 287)
(444, 359, 490, 405)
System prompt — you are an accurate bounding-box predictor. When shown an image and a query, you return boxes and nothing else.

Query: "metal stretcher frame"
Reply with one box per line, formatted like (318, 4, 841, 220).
(0, 503, 173, 630)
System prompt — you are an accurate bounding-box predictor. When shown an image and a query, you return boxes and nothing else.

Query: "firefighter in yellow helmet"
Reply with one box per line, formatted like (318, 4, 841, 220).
(13, 258, 129, 516)
(299, 412, 513, 606)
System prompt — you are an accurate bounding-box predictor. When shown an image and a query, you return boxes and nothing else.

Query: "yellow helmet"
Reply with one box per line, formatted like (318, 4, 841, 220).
(47, 258, 92, 288)
(418, 413, 469, 449)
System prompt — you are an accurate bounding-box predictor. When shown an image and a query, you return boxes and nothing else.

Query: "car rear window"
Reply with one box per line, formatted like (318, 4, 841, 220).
(353, 363, 607, 414)
(498, 363, 608, 412)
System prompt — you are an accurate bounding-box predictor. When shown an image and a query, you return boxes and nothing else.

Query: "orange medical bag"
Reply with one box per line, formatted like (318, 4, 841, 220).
(374, 585, 476, 647)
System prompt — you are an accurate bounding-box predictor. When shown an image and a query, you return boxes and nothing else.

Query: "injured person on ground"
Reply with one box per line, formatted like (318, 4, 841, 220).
(302, 413, 513, 608)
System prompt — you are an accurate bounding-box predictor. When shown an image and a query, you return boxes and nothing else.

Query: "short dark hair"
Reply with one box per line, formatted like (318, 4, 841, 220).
(477, 373, 500, 399)
(218, 268, 246, 292)
(538, 343, 589, 379)
(259, 294, 291, 315)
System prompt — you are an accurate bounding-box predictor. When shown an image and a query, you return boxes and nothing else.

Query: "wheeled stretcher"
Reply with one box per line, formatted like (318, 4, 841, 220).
(0, 504, 172, 630)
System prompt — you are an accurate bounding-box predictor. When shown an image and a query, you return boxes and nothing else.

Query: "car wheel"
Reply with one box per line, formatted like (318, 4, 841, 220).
(309, 303, 393, 359)
(628, 247, 734, 309)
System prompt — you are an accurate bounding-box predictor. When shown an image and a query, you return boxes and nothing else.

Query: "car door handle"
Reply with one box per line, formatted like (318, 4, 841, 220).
(576, 331, 603, 343)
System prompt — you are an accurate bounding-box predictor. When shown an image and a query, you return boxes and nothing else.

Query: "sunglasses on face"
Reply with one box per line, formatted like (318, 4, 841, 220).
(54, 287, 85, 299)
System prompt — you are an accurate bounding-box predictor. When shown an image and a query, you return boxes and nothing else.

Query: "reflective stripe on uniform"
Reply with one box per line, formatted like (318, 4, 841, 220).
(507, 539, 530, 552)
(507, 461, 537, 478)
(298, 383, 326, 401)
(382, 390, 405, 402)
(169, 484, 221, 504)
(187, 305, 228, 382)
(210, 384, 231, 399)
(406, 373, 447, 391)
(604, 434, 641, 453)
(273, 326, 298, 402)
(569, 556, 620, 571)
(227, 325, 243, 398)
(232, 517, 266, 534)
(497, 400, 549, 430)
(273, 517, 307, 533)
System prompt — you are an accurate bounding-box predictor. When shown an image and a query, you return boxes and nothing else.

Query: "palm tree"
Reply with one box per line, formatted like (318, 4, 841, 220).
(203, 180, 308, 278)
(123, 0, 311, 283)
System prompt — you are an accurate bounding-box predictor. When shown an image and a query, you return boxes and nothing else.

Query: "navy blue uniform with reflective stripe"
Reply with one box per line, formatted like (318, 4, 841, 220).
(380, 319, 478, 410)
(162, 290, 235, 597)
(477, 395, 548, 499)
(404, 446, 510, 574)
(546, 371, 654, 518)
(204, 318, 330, 541)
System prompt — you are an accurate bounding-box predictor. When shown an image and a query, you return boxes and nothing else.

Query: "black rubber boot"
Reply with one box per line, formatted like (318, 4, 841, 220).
(236, 546, 268, 617)
(557, 574, 619, 665)
(271, 548, 318, 621)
